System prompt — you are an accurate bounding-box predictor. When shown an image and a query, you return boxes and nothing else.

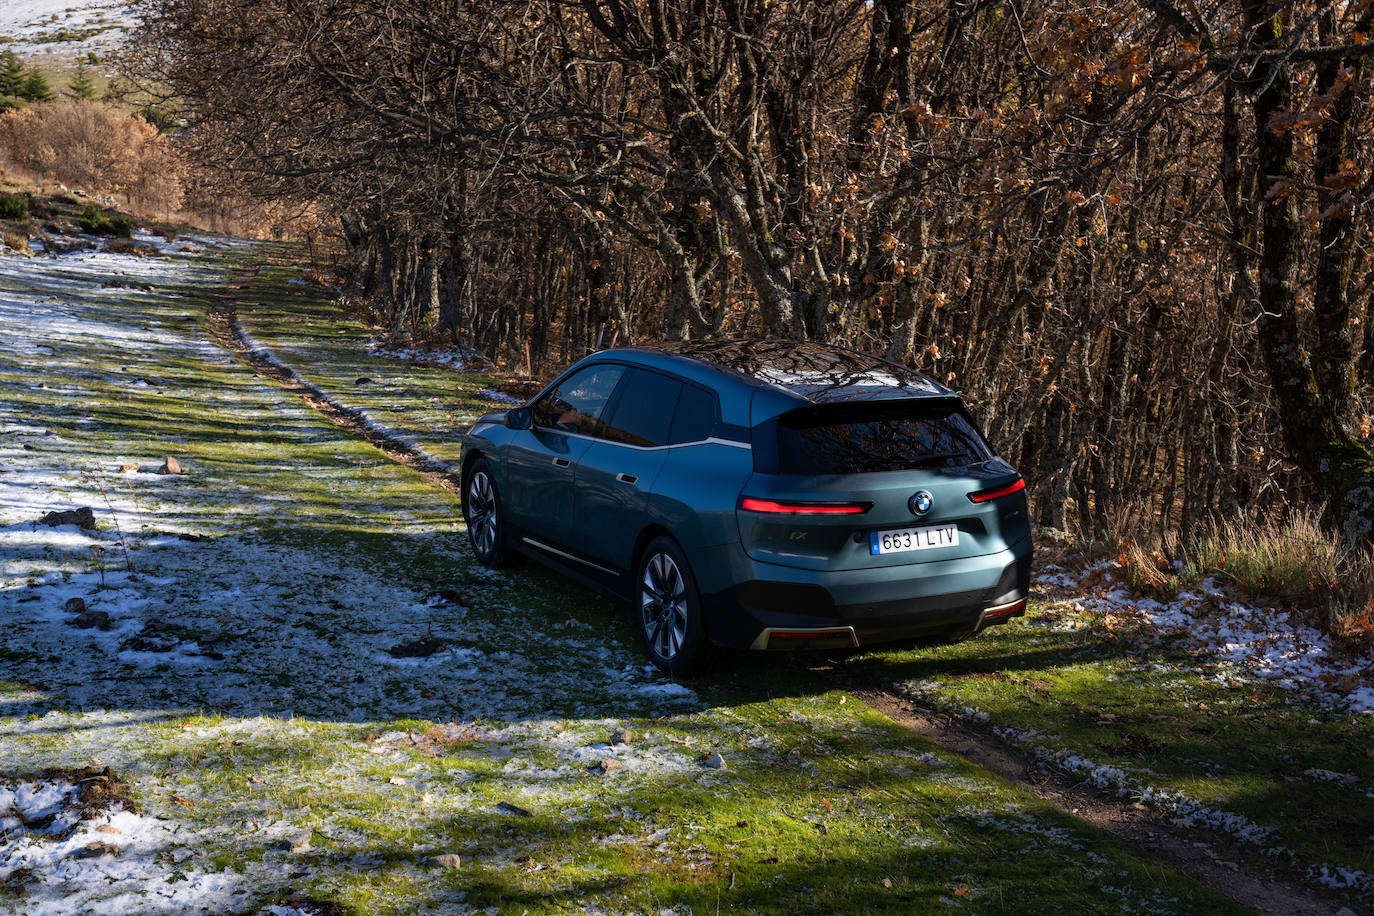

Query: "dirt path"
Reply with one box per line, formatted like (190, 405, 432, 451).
(206, 264, 464, 494)
(205, 268, 1349, 916)
(830, 674, 1345, 916)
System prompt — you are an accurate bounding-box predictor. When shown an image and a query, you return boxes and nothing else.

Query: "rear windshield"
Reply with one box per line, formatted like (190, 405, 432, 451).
(778, 401, 991, 475)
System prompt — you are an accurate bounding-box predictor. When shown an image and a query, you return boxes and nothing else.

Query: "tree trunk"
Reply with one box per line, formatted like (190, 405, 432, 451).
(1245, 5, 1374, 549)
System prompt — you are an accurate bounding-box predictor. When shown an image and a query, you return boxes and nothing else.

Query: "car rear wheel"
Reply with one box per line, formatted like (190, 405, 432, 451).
(637, 537, 706, 675)
(463, 458, 509, 568)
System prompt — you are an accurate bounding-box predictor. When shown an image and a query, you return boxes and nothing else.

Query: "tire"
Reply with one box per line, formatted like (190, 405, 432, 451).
(462, 458, 509, 568)
(636, 536, 707, 675)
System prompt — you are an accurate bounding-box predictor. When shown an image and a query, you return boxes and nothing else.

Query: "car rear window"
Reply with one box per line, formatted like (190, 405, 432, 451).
(778, 401, 991, 475)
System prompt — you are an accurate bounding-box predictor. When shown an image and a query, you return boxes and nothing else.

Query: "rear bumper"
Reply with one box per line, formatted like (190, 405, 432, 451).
(698, 532, 1032, 650)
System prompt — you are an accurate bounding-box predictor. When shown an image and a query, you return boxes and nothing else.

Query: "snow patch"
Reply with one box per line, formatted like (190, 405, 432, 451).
(0, 777, 244, 914)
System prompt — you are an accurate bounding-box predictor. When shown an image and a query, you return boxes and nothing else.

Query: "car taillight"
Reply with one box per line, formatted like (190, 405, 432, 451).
(739, 497, 870, 515)
(967, 478, 1026, 503)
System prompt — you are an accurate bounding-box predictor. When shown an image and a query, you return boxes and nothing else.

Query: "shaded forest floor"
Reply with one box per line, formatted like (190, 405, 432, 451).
(0, 234, 1367, 914)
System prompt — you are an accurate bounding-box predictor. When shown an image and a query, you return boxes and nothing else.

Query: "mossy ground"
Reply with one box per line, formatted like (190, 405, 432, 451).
(0, 238, 1307, 913)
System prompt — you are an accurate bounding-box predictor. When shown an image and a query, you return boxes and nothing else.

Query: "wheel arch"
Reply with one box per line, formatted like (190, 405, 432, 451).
(631, 524, 675, 578)
(460, 449, 486, 489)
(631, 525, 712, 643)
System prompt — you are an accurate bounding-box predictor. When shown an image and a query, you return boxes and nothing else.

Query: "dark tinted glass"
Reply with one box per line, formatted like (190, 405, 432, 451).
(670, 384, 717, 444)
(778, 402, 990, 475)
(601, 368, 682, 447)
(530, 364, 624, 435)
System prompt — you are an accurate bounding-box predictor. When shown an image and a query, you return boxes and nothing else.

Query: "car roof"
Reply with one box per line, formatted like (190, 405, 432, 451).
(601, 340, 953, 407)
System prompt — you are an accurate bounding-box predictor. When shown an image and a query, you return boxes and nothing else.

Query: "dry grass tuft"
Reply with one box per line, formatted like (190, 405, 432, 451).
(2, 228, 30, 254)
(1114, 511, 1374, 644)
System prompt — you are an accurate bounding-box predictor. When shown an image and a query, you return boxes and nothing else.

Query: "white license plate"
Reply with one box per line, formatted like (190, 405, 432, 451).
(869, 524, 958, 555)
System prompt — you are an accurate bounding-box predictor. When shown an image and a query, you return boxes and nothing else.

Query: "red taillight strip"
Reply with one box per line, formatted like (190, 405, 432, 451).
(967, 478, 1026, 503)
(740, 497, 870, 515)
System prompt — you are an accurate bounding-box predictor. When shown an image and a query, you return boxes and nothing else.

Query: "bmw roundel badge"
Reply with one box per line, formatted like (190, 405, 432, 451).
(909, 490, 934, 517)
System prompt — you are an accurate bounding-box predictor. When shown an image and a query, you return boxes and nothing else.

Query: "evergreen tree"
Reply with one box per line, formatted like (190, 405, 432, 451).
(19, 70, 55, 102)
(0, 51, 24, 98)
(66, 63, 97, 101)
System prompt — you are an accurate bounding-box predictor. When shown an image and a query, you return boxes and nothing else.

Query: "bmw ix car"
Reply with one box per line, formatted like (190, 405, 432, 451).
(460, 341, 1032, 673)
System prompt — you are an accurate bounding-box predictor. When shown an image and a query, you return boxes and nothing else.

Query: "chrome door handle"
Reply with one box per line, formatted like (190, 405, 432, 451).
(616, 473, 638, 484)
(552, 457, 571, 468)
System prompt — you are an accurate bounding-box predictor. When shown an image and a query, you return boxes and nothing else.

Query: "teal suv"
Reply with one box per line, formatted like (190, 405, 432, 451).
(461, 341, 1031, 673)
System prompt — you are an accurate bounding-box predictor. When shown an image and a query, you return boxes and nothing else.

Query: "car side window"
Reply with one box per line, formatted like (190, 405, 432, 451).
(530, 364, 625, 435)
(669, 383, 717, 444)
(600, 368, 682, 447)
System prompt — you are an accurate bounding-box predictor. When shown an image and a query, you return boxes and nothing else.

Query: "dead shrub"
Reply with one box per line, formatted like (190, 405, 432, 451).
(1116, 540, 1180, 600)
(0, 100, 184, 213)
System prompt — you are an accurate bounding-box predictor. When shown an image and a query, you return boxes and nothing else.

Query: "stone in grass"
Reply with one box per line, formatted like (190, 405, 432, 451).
(122, 620, 181, 652)
(354, 377, 374, 386)
(72, 610, 112, 630)
(64, 597, 86, 614)
(609, 728, 633, 745)
(40, 507, 96, 530)
(72, 841, 119, 859)
(276, 830, 312, 854)
(118, 464, 138, 474)
(700, 753, 726, 770)
(429, 853, 462, 870)
(388, 635, 448, 658)
(156, 457, 181, 475)
(591, 758, 623, 774)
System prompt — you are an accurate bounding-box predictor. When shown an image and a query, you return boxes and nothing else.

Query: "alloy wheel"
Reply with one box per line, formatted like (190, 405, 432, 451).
(466, 470, 498, 559)
(640, 551, 687, 661)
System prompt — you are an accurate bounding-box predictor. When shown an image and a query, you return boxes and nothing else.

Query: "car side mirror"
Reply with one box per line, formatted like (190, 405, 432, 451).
(505, 406, 532, 430)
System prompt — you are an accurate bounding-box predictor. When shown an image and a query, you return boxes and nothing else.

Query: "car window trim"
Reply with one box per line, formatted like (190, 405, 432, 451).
(532, 426, 751, 451)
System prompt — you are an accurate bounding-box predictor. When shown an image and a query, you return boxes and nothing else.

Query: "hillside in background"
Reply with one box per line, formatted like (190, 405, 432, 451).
(0, 0, 131, 57)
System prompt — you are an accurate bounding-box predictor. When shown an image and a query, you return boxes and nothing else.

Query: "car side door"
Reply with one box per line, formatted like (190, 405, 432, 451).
(572, 367, 683, 575)
(503, 363, 625, 549)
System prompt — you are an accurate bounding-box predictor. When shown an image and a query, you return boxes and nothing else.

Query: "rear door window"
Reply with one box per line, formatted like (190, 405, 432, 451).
(600, 368, 682, 447)
(669, 383, 718, 444)
(778, 401, 991, 475)
(530, 364, 625, 436)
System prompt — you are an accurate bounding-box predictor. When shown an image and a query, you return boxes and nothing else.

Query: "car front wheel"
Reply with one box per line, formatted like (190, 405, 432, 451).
(637, 536, 706, 675)
(463, 458, 509, 568)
